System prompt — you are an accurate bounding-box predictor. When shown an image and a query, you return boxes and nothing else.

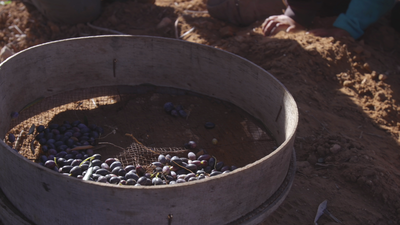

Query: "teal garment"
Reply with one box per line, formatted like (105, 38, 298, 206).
(333, 0, 396, 39)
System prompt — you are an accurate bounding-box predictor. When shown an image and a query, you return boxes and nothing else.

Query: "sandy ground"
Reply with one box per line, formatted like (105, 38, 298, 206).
(1, 0, 400, 224)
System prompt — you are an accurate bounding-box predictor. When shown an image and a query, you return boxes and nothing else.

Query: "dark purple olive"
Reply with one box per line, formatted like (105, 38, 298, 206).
(92, 154, 101, 160)
(109, 177, 121, 184)
(198, 174, 206, 179)
(97, 176, 107, 183)
(188, 177, 198, 182)
(158, 154, 166, 164)
(126, 179, 136, 185)
(58, 126, 67, 133)
(90, 131, 99, 139)
(80, 164, 89, 171)
(70, 166, 82, 176)
(71, 120, 80, 127)
(119, 180, 127, 185)
(101, 163, 110, 171)
(125, 171, 139, 181)
(209, 157, 216, 168)
(110, 161, 122, 171)
(223, 170, 231, 174)
(51, 129, 60, 135)
(178, 110, 187, 118)
(188, 152, 196, 160)
(36, 132, 44, 140)
(170, 156, 183, 166)
(46, 133, 54, 140)
(44, 160, 56, 169)
(198, 154, 211, 161)
(92, 166, 100, 173)
(175, 105, 183, 111)
(39, 138, 47, 145)
(8, 134, 15, 143)
(124, 165, 135, 173)
(184, 173, 196, 181)
(66, 139, 75, 147)
(169, 181, 176, 185)
(95, 168, 109, 176)
(152, 177, 163, 185)
(176, 168, 189, 175)
(216, 161, 224, 171)
(111, 166, 122, 175)
(48, 149, 57, 156)
(188, 141, 196, 149)
(56, 151, 67, 158)
(137, 176, 148, 185)
(105, 158, 117, 166)
(36, 125, 45, 132)
(210, 171, 222, 176)
(164, 102, 174, 113)
(56, 158, 66, 167)
(162, 166, 170, 174)
(75, 153, 83, 159)
(118, 168, 127, 176)
(40, 155, 47, 163)
(204, 122, 215, 129)
(55, 134, 63, 141)
(71, 159, 82, 167)
(180, 157, 188, 164)
(176, 178, 186, 183)
(91, 159, 102, 167)
(221, 165, 230, 172)
(64, 132, 73, 137)
(60, 165, 73, 173)
(204, 166, 212, 173)
(185, 163, 197, 172)
(41, 145, 48, 153)
(152, 162, 163, 167)
(77, 123, 87, 129)
(170, 109, 178, 117)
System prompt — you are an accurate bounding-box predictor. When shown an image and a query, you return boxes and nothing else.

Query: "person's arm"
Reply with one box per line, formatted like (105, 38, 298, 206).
(333, 0, 396, 39)
(285, 0, 323, 28)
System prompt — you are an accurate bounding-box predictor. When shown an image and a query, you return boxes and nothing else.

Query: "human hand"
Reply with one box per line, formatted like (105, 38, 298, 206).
(262, 15, 304, 36)
(307, 28, 351, 38)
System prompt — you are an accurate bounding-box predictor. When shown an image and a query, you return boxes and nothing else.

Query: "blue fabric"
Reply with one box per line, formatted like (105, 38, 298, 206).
(333, 0, 396, 39)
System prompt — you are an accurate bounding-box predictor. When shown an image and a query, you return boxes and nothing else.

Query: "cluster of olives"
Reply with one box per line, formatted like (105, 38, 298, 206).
(36, 120, 103, 166)
(42, 149, 237, 186)
(163, 102, 187, 118)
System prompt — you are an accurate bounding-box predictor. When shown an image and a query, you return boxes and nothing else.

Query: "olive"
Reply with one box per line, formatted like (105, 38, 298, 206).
(36, 125, 45, 133)
(188, 177, 198, 182)
(36, 132, 44, 140)
(184, 173, 196, 181)
(75, 154, 83, 159)
(170, 171, 177, 178)
(152, 177, 163, 185)
(80, 164, 89, 171)
(71, 159, 82, 167)
(95, 168, 109, 176)
(158, 154, 167, 164)
(204, 122, 215, 129)
(91, 159, 102, 167)
(110, 161, 122, 171)
(170, 109, 178, 117)
(185, 164, 197, 172)
(188, 141, 197, 149)
(56, 151, 67, 158)
(39, 138, 47, 145)
(137, 177, 148, 185)
(111, 166, 122, 175)
(216, 161, 224, 171)
(97, 176, 107, 183)
(64, 132, 73, 137)
(221, 165, 230, 172)
(118, 168, 127, 176)
(152, 162, 163, 167)
(198, 154, 211, 161)
(105, 158, 117, 166)
(210, 171, 222, 177)
(170, 156, 182, 166)
(179, 110, 187, 118)
(126, 179, 136, 185)
(59, 165, 73, 173)
(56, 158, 66, 167)
(176, 179, 186, 183)
(124, 165, 135, 173)
(109, 177, 121, 184)
(164, 102, 174, 113)
(125, 171, 139, 181)
(40, 155, 47, 163)
(188, 152, 196, 160)
(86, 149, 94, 156)
(48, 149, 57, 156)
(8, 134, 15, 143)
(101, 163, 110, 171)
(44, 160, 56, 169)
(92, 166, 100, 173)
(204, 166, 212, 173)
(70, 166, 82, 176)
(162, 166, 170, 174)
(169, 181, 176, 185)
(198, 174, 206, 180)
(209, 158, 216, 168)
(51, 129, 60, 135)
(119, 180, 127, 185)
